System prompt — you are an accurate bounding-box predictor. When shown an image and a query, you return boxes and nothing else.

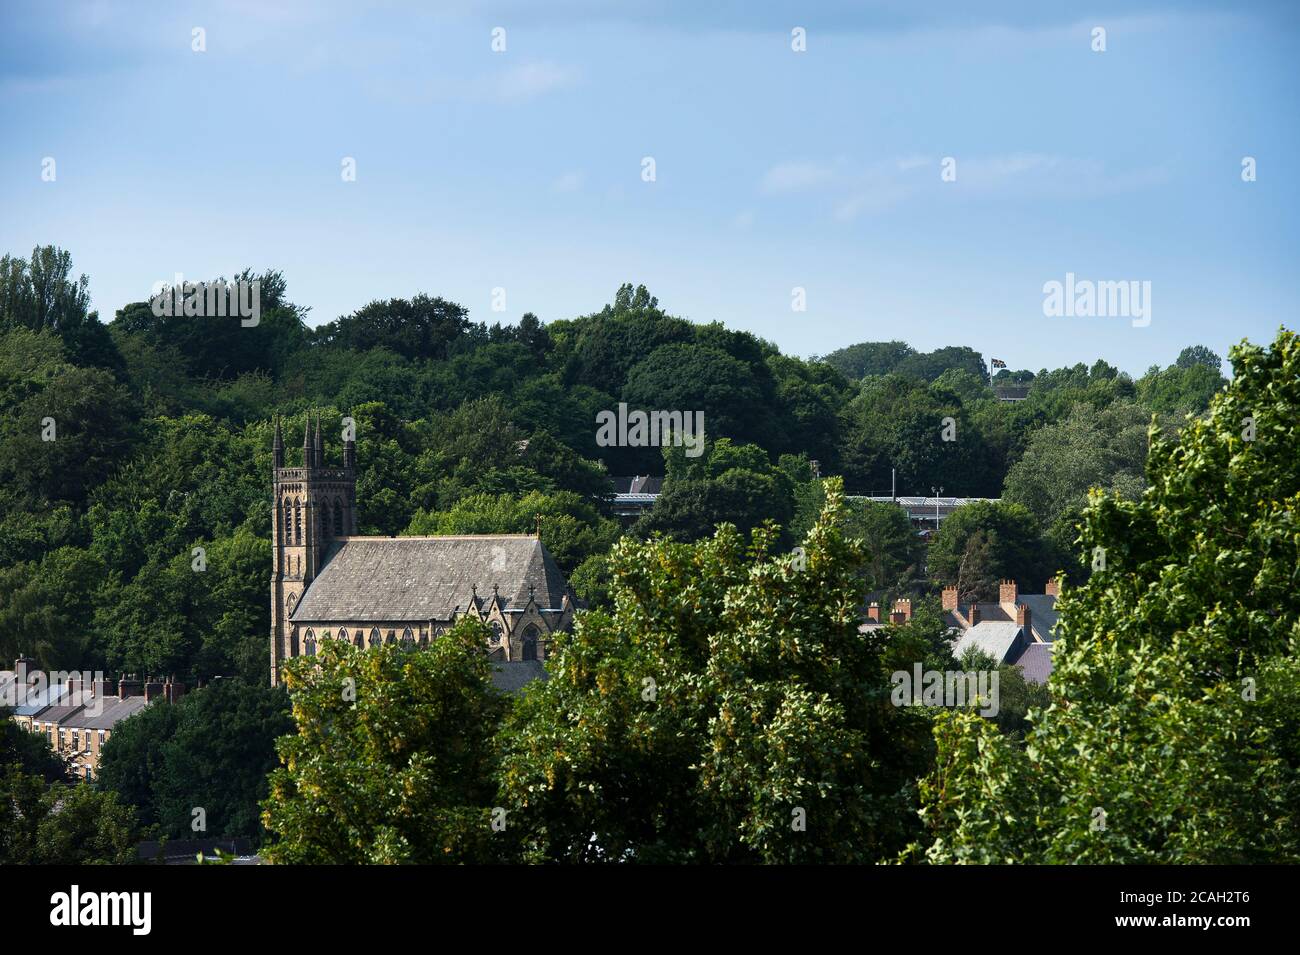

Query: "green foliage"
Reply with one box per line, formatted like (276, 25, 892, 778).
(0, 706, 65, 781)
(927, 500, 1046, 600)
(819, 340, 915, 380)
(406, 490, 620, 574)
(97, 680, 292, 841)
(915, 328, 1300, 863)
(1002, 400, 1151, 575)
(843, 498, 921, 594)
(497, 479, 934, 862)
(310, 293, 470, 361)
(0, 765, 139, 864)
(634, 438, 796, 542)
(261, 622, 507, 863)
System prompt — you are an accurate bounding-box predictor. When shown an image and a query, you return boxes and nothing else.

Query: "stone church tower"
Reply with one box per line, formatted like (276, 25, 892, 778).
(269, 414, 357, 686)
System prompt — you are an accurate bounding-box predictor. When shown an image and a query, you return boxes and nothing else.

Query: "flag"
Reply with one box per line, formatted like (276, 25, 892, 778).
(991, 358, 1007, 368)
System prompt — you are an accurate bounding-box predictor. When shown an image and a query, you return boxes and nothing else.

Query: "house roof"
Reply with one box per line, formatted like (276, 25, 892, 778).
(291, 535, 569, 624)
(1015, 643, 1055, 684)
(611, 475, 663, 495)
(11, 683, 69, 717)
(57, 696, 152, 731)
(952, 622, 1025, 665)
(1017, 594, 1059, 642)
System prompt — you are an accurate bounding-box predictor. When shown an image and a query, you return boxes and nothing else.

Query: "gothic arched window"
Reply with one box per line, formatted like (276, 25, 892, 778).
(293, 498, 302, 544)
(369, 627, 381, 648)
(304, 629, 316, 656)
(290, 627, 300, 657)
(401, 627, 414, 646)
(282, 500, 292, 544)
(522, 624, 539, 661)
(354, 630, 364, 648)
(333, 500, 344, 537)
(338, 628, 348, 644)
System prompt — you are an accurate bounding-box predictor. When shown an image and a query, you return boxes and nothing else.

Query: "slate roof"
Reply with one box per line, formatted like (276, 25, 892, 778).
(489, 660, 548, 694)
(291, 535, 569, 624)
(1017, 594, 1059, 642)
(1015, 643, 1055, 684)
(952, 622, 1025, 665)
(11, 683, 69, 717)
(61, 696, 152, 731)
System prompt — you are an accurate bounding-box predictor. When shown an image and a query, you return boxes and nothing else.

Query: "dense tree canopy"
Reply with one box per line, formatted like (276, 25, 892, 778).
(1, 242, 1277, 864)
(915, 329, 1300, 863)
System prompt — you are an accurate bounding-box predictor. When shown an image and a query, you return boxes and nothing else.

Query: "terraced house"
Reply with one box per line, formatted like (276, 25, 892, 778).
(1, 662, 184, 780)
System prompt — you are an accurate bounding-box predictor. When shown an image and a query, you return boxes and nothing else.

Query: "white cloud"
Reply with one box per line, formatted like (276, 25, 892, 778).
(762, 152, 1170, 220)
(494, 61, 579, 102)
(761, 160, 842, 194)
(552, 171, 585, 193)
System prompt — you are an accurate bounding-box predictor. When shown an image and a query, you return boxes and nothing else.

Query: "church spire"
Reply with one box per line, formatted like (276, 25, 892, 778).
(343, 411, 356, 469)
(272, 416, 284, 469)
(314, 413, 324, 466)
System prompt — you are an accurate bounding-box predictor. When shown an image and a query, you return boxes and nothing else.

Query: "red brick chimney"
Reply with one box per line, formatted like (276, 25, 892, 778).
(892, 598, 912, 622)
(941, 586, 958, 612)
(999, 579, 1018, 608)
(144, 677, 165, 702)
(866, 602, 880, 624)
(968, 602, 981, 625)
(163, 677, 186, 704)
(117, 675, 143, 699)
(1045, 577, 1060, 597)
(1016, 603, 1032, 634)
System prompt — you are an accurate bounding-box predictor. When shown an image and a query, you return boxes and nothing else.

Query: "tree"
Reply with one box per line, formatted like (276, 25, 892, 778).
(819, 340, 915, 380)
(927, 500, 1045, 599)
(0, 245, 124, 374)
(843, 499, 919, 594)
(261, 622, 506, 863)
(915, 328, 1300, 863)
(311, 293, 471, 361)
(0, 706, 64, 781)
(633, 439, 795, 543)
(97, 680, 292, 841)
(1002, 401, 1150, 574)
(0, 765, 138, 864)
(1136, 361, 1225, 415)
(1174, 344, 1222, 372)
(497, 479, 934, 862)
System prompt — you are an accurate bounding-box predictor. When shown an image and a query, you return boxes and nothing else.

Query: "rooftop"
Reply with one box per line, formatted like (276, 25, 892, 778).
(291, 534, 569, 623)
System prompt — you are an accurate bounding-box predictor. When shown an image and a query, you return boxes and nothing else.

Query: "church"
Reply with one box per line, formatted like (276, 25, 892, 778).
(269, 417, 576, 686)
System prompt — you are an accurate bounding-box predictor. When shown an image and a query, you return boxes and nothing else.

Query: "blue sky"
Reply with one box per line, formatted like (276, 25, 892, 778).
(2, 0, 1296, 375)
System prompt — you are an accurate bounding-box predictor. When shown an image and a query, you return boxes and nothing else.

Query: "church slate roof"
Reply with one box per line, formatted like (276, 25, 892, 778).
(290, 535, 569, 624)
